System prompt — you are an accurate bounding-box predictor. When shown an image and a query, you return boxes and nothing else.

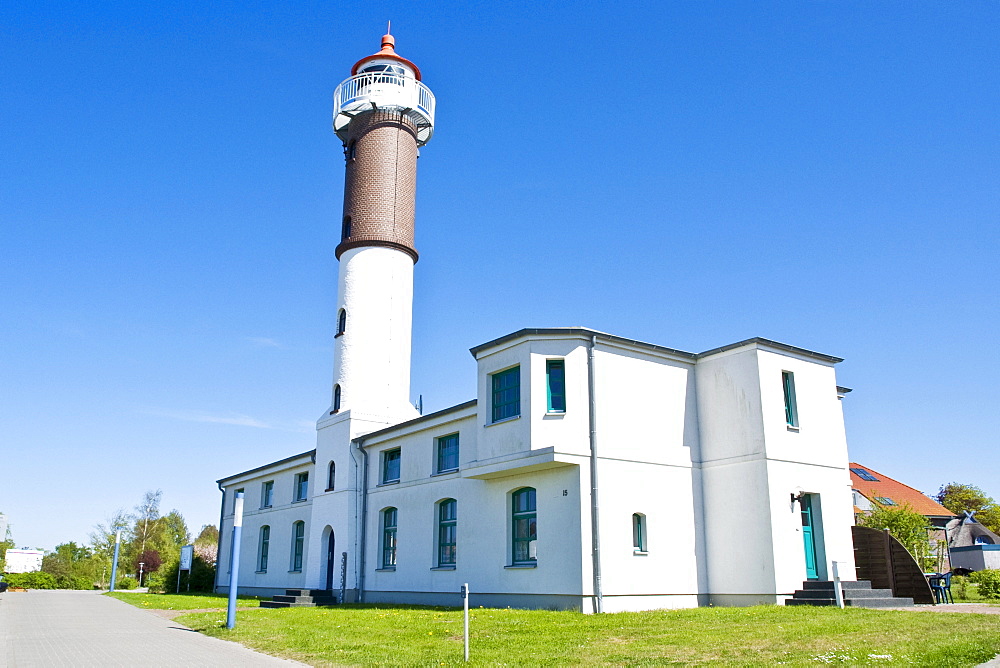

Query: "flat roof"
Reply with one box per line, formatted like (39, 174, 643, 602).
(469, 328, 842, 364)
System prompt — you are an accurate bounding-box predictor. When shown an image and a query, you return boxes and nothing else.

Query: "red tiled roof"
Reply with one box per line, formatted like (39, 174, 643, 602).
(850, 462, 956, 518)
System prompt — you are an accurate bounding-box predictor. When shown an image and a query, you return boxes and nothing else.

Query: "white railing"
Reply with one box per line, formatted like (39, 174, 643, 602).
(333, 72, 435, 126)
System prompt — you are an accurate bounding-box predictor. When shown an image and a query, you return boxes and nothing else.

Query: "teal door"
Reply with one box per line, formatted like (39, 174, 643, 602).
(800, 495, 819, 580)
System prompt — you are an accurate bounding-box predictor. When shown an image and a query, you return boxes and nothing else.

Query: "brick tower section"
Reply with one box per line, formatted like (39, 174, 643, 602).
(336, 109, 419, 263)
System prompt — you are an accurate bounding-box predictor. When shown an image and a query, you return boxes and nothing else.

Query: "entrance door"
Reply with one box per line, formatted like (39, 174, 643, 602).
(800, 495, 819, 580)
(325, 530, 336, 591)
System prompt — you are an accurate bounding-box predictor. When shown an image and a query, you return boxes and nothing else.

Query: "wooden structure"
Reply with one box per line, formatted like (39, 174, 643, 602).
(852, 526, 934, 604)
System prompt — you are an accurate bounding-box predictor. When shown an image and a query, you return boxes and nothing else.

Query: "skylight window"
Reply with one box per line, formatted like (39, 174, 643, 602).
(874, 496, 896, 506)
(851, 467, 879, 482)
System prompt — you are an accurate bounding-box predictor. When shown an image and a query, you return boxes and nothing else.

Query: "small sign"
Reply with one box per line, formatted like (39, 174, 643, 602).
(180, 544, 194, 571)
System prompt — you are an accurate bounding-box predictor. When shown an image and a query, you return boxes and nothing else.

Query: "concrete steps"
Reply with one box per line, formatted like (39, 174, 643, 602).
(785, 580, 914, 608)
(260, 589, 338, 609)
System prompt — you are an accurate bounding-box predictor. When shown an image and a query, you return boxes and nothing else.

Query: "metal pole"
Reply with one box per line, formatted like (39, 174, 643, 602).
(587, 335, 603, 613)
(109, 529, 122, 592)
(462, 583, 469, 662)
(226, 492, 245, 629)
(831, 561, 845, 609)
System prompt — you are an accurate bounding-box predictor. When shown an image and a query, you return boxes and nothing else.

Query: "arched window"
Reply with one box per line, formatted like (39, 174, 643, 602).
(347, 140, 357, 161)
(511, 487, 536, 565)
(257, 525, 270, 572)
(381, 507, 397, 569)
(337, 309, 347, 336)
(290, 521, 305, 571)
(437, 499, 457, 567)
(632, 513, 647, 553)
(342, 216, 352, 241)
(333, 385, 341, 412)
(327, 461, 336, 491)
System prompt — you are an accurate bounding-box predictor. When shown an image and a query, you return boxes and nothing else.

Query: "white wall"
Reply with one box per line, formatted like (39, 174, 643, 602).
(332, 246, 419, 421)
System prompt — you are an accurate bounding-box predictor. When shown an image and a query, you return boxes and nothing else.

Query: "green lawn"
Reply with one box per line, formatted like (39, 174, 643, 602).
(106, 591, 264, 610)
(173, 604, 1000, 666)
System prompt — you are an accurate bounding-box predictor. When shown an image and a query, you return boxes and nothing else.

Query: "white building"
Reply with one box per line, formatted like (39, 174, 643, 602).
(215, 31, 858, 612)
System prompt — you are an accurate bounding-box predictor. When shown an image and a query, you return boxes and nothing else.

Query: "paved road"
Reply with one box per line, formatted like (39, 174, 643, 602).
(0, 589, 304, 667)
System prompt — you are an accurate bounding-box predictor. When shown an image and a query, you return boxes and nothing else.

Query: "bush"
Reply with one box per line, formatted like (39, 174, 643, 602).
(116, 576, 139, 590)
(952, 575, 969, 600)
(56, 575, 95, 590)
(969, 569, 1000, 599)
(160, 555, 216, 593)
(4, 572, 58, 589)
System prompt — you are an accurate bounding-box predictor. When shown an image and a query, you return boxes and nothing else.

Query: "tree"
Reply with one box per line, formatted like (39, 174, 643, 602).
(135, 549, 163, 585)
(132, 490, 163, 559)
(90, 508, 133, 560)
(858, 502, 935, 570)
(194, 525, 219, 567)
(0, 512, 13, 572)
(936, 483, 1000, 534)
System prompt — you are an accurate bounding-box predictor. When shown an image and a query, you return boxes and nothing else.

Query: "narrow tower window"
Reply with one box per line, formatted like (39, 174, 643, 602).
(633, 513, 647, 553)
(782, 371, 799, 428)
(337, 309, 347, 336)
(341, 216, 352, 241)
(327, 461, 336, 491)
(347, 140, 357, 161)
(333, 385, 342, 412)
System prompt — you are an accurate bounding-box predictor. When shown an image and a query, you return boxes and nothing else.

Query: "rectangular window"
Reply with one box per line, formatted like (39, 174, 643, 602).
(546, 359, 566, 413)
(850, 467, 879, 482)
(294, 472, 308, 502)
(438, 499, 457, 566)
(233, 488, 244, 513)
(874, 496, 897, 506)
(436, 434, 459, 473)
(382, 508, 397, 569)
(291, 521, 304, 571)
(382, 449, 401, 483)
(512, 487, 537, 565)
(258, 526, 270, 572)
(492, 366, 521, 422)
(782, 371, 799, 428)
(261, 481, 274, 508)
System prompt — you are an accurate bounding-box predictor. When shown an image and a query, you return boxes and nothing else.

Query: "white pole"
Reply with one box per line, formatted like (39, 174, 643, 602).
(226, 492, 245, 629)
(832, 561, 845, 609)
(462, 583, 470, 662)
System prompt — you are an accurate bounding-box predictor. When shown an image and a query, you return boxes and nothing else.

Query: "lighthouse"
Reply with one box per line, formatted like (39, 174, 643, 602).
(329, 31, 435, 420)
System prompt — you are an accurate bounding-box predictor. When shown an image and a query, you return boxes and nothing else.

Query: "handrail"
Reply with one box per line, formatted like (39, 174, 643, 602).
(334, 72, 435, 121)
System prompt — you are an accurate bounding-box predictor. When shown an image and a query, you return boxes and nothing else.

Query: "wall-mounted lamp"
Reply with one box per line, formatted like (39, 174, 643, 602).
(790, 492, 805, 505)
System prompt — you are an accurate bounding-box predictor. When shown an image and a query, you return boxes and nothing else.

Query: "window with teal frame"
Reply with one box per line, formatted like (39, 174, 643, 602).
(546, 359, 566, 413)
(511, 487, 537, 565)
(258, 525, 270, 572)
(291, 521, 304, 571)
(632, 513, 647, 553)
(436, 433, 459, 473)
(782, 371, 799, 428)
(491, 366, 520, 422)
(437, 499, 457, 566)
(381, 507, 397, 568)
(382, 449, 401, 483)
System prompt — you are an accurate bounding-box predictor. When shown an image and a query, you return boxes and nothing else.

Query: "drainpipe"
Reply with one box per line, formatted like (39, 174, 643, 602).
(587, 335, 604, 613)
(214, 481, 226, 592)
(353, 437, 369, 603)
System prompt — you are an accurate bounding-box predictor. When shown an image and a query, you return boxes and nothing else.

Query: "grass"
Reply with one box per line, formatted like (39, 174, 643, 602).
(173, 603, 1000, 666)
(106, 591, 265, 610)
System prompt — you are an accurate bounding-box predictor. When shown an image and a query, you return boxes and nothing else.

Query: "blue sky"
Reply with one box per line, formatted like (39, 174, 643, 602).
(2, 1, 997, 551)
